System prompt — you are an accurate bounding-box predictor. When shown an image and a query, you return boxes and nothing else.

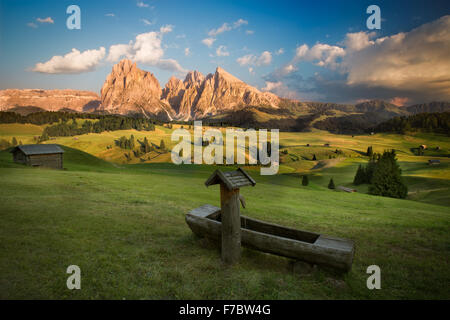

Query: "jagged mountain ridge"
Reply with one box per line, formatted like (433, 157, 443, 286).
(0, 89, 100, 113)
(100, 59, 280, 120)
(0, 59, 449, 132)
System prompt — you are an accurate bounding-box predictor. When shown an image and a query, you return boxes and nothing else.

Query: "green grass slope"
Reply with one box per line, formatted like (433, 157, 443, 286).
(0, 148, 449, 299)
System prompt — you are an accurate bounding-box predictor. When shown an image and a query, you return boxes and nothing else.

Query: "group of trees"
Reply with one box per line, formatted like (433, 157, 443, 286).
(0, 136, 22, 150)
(114, 135, 167, 161)
(353, 150, 407, 199)
(115, 135, 136, 150)
(43, 117, 155, 138)
(374, 112, 450, 135)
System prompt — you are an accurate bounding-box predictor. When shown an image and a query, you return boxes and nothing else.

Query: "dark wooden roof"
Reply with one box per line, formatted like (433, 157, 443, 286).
(205, 168, 256, 190)
(11, 144, 64, 155)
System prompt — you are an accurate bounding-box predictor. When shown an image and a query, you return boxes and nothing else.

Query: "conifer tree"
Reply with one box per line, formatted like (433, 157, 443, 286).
(12, 137, 17, 146)
(369, 150, 408, 199)
(367, 146, 373, 157)
(160, 139, 166, 151)
(353, 164, 365, 185)
(328, 178, 335, 189)
(302, 175, 309, 186)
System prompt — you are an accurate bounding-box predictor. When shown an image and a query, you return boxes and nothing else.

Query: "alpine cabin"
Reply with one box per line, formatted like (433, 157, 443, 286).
(11, 144, 64, 169)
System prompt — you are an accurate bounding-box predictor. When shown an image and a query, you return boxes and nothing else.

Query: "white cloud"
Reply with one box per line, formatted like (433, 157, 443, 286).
(32, 47, 106, 74)
(216, 45, 230, 57)
(237, 51, 272, 66)
(159, 24, 173, 34)
(261, 81, 298, 99)
(107, 27, 186, 73)
(293, 43, 345, 69)
(208, 18, 248, 37)
(233, 19, 248, 28)
(208, 23, 232, 37)
(105, 13, 115, 17)
(276, 48, 284, 55)
(141, 19, 153, 26)
(27, 22, 38, 28)
(202, 38, 216, 47)
(184, 48, 191, 56)
(36, 17, 54, 24)
(245, 30, 254, 35)
(343, 31, 376, 51)
(262, 81, 283, 91)
(137, 1, 149, 8)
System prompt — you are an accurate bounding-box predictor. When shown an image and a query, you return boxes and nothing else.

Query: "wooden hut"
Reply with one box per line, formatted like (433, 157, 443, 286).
(428, 159, 440, 166)
(337, 186, 357, 193)
(11, 144, 64, 169)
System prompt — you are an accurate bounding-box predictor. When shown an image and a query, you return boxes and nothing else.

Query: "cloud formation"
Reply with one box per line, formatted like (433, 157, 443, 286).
(36, 17, 54, 24)
(201, 38, 216, 47)
(137, 1, 149, 8)
(107, 25, 186, 73)
(267, 15, 450, 103)
(32, 47, 106, 74)
(216, 45, 230, 57)
(237, 51, 272, 66)
(208, 18, 248, 37)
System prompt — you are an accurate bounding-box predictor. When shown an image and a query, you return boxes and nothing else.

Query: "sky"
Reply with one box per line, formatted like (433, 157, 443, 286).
(0, 0, 449, 105)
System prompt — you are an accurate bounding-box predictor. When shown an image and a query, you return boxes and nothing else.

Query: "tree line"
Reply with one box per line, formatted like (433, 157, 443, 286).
(374, 112, 450, 135)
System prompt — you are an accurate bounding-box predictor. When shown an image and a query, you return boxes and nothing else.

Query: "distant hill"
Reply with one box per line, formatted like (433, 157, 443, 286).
(406, 101, 450, 114)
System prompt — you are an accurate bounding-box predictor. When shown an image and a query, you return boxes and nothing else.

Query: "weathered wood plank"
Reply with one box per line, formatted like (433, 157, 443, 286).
(186, 206, 354, 272)
(220, 184, 241, 265)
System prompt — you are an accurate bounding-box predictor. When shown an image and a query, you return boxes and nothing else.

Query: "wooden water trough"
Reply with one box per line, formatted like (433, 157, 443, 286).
(186, 168, 355, 272)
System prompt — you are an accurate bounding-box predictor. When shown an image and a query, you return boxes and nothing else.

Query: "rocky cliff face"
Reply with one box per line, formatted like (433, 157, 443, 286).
(99, 60, 280, 120)
(100, 59, 174, 120)
(0, 89, 100, 113)
(189, 67, 279, 119)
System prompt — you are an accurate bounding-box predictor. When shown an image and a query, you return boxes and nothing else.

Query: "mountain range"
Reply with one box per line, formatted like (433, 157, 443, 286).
(0, 59, 449, 132)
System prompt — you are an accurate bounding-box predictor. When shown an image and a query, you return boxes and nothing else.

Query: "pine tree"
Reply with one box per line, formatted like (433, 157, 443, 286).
(366, 146, 373, 157)
(353, 164, 366, 185)
(160, 139, 166, 151)
(143, 137, 151, 153)
(328, 178, 335, 189)
(12, 137, 18, 146)
(130, 135, 135, 149)
(302, 175, 309, 186)
(369, 150, 408, 199)
(312, 154, 317, 161)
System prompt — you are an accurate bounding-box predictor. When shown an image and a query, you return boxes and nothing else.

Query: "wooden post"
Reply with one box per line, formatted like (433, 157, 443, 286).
(220, 183, 241, 265)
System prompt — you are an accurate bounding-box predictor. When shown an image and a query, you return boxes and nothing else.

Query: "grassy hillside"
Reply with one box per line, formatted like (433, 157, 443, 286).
(0, 147, 449, 299)
(1, 123, 449, 207)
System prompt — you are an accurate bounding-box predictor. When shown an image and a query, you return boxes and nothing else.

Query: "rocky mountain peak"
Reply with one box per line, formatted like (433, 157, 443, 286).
(98, 60, 280, 120)
(184, 71, 205, 88)
(100, 59, 175, 120)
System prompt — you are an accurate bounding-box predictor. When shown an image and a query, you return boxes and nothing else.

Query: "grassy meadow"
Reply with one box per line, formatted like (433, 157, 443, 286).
(0, 122, 449, 299)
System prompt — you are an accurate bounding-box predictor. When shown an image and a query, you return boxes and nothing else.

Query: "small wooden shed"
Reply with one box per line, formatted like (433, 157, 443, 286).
(338, 186, 357, 193)
(11, 144, 64, 169)
(428, 159, 440, 165)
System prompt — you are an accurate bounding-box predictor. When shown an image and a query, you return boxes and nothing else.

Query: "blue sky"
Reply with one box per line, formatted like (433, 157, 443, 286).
(0, 0, 449, 104)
